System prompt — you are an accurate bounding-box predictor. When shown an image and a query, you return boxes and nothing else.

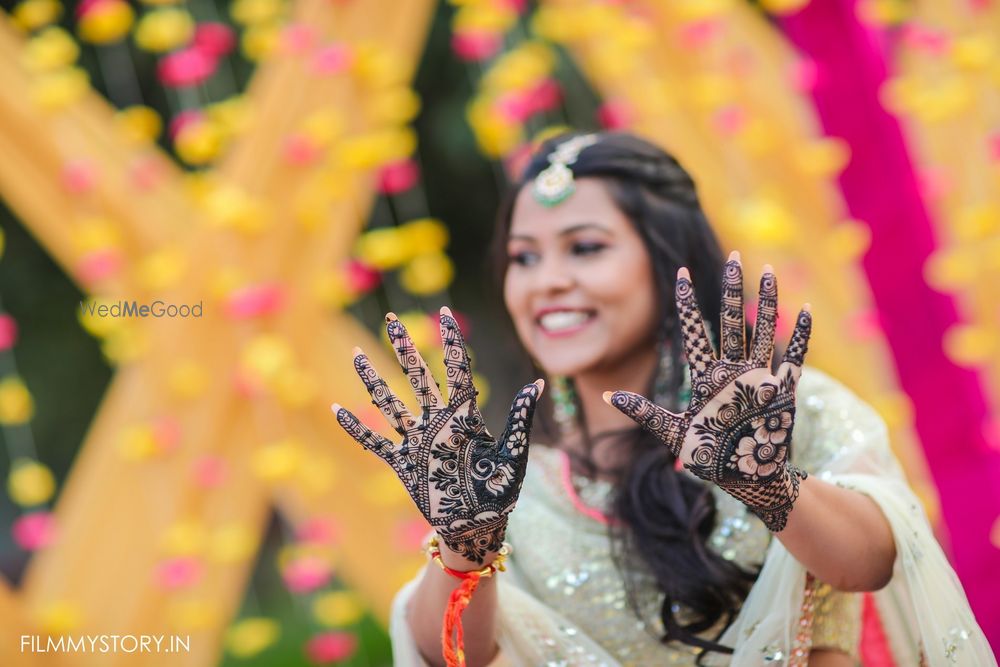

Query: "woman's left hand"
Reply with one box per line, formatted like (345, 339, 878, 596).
(604, 253, 813, 532)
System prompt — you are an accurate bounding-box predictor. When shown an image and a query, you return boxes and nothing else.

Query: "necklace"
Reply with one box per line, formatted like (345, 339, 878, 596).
(558, 449, 615, 525)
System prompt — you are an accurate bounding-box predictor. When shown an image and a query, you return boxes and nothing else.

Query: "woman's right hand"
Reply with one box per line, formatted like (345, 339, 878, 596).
(332, 307, 543, 566)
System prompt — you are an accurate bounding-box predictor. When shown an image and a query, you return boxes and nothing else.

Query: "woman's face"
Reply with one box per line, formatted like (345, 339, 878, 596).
(503, 178, 660, 378)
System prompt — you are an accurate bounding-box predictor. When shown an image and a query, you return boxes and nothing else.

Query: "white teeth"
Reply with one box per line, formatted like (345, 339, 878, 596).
(539, 311, 591, 332)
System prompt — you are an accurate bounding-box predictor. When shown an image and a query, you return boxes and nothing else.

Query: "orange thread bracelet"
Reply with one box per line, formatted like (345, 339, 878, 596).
(426, 535, 510, 667)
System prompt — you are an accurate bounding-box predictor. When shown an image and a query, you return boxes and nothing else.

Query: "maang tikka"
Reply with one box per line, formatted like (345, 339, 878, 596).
(532, 134, 599, 207)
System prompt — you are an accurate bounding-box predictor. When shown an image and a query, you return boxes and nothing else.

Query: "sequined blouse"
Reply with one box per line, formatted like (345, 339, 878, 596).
(502, 376, 861, 665)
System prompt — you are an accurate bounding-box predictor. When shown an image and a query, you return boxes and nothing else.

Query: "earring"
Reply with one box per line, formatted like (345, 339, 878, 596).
(652, 339, 692, 409)
(550, 375, 579, 437)
(652, 341, 674, 408)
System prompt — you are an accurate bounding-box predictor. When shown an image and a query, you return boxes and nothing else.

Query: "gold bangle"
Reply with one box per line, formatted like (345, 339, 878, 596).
(425, 534, 511, 578)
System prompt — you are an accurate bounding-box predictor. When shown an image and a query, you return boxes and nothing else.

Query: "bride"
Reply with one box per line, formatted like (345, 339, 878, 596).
(331, 132, 994, 666)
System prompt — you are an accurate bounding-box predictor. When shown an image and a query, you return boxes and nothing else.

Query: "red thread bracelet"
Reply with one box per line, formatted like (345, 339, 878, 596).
(426, 535, 510, 667)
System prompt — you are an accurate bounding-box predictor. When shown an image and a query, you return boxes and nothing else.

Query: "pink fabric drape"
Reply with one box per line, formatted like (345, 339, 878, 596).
(780, 0, 1000, 649)
(860, 593, 897, 666)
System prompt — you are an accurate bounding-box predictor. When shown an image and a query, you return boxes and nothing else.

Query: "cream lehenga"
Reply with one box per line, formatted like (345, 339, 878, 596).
(389, 368, 995, 666)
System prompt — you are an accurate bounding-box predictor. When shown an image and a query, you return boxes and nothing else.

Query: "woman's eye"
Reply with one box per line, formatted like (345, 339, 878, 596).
(509, 250, 539, 267)
(571, 241, 607, 256)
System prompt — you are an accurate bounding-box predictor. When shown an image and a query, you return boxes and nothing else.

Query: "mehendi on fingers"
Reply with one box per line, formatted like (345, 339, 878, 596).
(333, 310, 542, 564)
(609, 258, 812, 532)
(750, 271, 778, 367)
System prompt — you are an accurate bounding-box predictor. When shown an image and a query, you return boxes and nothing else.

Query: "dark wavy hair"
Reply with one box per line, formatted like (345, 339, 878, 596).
(491, 131, 759, 655)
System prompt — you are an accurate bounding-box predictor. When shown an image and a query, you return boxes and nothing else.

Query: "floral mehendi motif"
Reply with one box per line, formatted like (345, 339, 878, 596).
(332, 308, 542, 564)
(735, 407, 792, 478)
(607, 256, 811, 531)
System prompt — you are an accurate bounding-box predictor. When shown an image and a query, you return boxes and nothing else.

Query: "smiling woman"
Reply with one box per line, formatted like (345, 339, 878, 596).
(332, 132, 995, 666)
(504, 178, 659, 381)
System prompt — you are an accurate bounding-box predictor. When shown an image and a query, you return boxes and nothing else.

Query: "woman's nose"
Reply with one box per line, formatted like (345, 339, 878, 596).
(533, 256, 575, 293)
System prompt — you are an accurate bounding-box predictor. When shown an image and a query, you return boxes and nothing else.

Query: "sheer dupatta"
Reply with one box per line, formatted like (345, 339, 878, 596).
(712, 369, 994, 666)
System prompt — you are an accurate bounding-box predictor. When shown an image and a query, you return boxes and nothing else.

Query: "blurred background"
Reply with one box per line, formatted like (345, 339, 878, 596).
(0, 0, 998, 664)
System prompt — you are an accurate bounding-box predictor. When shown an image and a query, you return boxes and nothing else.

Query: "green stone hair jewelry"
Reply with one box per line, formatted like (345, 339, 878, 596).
(532, 134, 599, 207)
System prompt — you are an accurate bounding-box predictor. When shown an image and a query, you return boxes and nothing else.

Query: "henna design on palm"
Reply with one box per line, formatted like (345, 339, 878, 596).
(606, 254, 812, 532)
(332, 308, 543, 564)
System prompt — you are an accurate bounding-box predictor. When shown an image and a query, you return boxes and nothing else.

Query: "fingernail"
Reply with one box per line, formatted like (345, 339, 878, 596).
(677, 267, 690, 280)
(763, 263, 773, 274)
(602, 391, 614, 404)
(385, 312, 398, 322)
(441, 305, 453, 318)
(330, 403, 342, 413)
(535, 378, 545, 391)
(728, 250, 740, 262)
(351, 346, 363, 357)
(803, 303, 812, 312)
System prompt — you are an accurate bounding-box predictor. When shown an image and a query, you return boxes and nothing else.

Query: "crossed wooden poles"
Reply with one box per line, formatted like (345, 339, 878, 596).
(0, 1, 435, 664)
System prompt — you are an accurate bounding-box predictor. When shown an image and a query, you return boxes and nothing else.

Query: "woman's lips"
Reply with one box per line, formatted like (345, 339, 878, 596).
(535, 309, 596, 338)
